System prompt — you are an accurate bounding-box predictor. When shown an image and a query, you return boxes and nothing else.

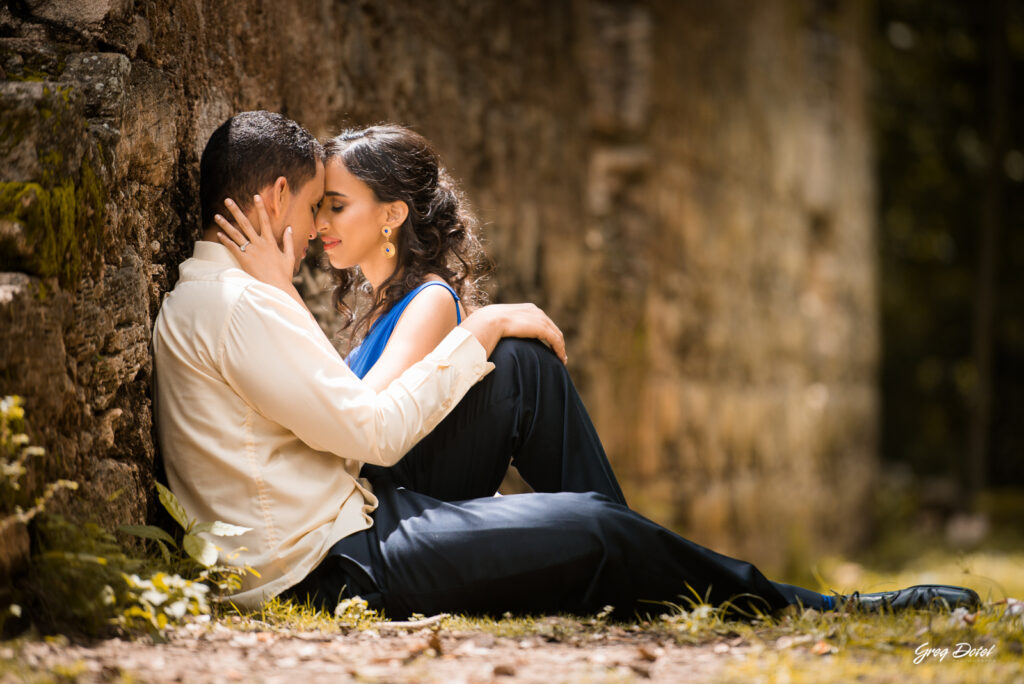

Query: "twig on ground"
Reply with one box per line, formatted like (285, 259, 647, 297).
(379, 613, 450, 630)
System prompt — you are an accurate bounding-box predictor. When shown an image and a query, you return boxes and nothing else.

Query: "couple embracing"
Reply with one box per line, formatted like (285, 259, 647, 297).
(153, 111, 976, 618)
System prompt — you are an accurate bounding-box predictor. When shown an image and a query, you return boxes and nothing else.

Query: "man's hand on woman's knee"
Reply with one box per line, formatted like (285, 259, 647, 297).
(460, 304, 567, 365)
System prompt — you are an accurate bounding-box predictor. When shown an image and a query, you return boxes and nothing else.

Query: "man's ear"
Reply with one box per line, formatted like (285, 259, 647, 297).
(262, 176, 290, 218)
(384, 200, 409, 227)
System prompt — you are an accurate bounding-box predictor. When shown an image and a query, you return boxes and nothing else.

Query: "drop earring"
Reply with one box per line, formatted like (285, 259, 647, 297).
(381, 225, 396, 258)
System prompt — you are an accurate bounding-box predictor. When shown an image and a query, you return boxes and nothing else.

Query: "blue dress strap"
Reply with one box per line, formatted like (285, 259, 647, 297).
(345, 281, 462, 379)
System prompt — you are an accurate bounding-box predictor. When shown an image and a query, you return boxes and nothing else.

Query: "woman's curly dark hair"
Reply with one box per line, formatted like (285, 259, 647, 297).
(323, 125, 492, 342)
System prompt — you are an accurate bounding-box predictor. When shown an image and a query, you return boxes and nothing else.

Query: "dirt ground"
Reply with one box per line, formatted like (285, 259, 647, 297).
(3, 619, 748, 683)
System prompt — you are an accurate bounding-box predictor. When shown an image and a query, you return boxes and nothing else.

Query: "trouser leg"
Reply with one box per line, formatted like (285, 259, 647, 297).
(361, 339, 626, 505)
(771, 581, 832, 609)
(363, 485, 818, 620)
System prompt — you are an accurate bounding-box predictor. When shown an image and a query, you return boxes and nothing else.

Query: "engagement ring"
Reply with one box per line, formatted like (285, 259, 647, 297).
(240, 241, 250, 253)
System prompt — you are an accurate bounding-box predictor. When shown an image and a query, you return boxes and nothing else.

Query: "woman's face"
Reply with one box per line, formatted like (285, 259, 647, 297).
(315, 158, 393, 271)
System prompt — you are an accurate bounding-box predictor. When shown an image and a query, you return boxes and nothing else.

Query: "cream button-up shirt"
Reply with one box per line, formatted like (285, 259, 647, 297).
(153, 242, 493, 607)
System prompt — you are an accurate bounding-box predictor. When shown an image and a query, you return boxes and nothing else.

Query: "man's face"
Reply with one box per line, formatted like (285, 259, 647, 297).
(274, 160, 325, 269)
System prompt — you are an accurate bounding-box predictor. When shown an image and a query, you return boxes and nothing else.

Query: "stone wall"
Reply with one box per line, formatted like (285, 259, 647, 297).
(0, 0, 877, 579)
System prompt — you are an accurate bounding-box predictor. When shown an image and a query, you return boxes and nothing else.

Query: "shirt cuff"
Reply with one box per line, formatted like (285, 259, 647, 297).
(426, 326, 495, 379)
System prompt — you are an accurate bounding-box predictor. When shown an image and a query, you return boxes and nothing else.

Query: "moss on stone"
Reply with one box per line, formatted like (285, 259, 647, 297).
(7, 69, 45, 82)
(77, 160, 105, 250)
(0, 74, 105, 290)
(0, 110, 30, 150)
(0, 160, 105, 288)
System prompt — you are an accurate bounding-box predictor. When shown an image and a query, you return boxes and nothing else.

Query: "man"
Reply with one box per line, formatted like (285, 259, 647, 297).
(154, 111, 978, 617)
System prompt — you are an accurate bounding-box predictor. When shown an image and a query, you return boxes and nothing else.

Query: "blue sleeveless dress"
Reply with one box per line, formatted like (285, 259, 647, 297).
(345, 281, 462, 379)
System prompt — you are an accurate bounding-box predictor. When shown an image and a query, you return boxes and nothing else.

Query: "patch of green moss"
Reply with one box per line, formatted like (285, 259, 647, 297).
(37, 151, 63, 184)
(0, 67, 106, 290)
(0, 161, 105, 289)
(75, 160, 105, 277)
(0, 110, 30, 150)
(2, 66, 49, 82)
(17, 69, 46, 82)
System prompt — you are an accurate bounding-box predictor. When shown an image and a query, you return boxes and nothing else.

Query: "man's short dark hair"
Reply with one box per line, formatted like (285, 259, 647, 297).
(200, 111, 324, 232)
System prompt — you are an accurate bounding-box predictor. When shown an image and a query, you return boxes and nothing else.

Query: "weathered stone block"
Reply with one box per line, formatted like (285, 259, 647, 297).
(0, 77, 106, 289)
(60, 52, 131, 121)
(23, 0, 130, 28)
(116, 63, 176, 186)
(0, 272, 72, 419)
(0, 80, 85, 184)
(0, 217, 31, 264)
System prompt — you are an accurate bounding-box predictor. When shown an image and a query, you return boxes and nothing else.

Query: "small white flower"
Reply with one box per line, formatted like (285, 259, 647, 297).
(691, 605, 713, 620)
(164, 600, 188, 620)
(139, 589, 168, 606)
(334, 597, 369, 618)
(101, 585, 116, 606)
(1, 463, 26, 478)
(9, 604, 21, 618)
(184, 582, 210, 598)
(161, 574, 186, 589)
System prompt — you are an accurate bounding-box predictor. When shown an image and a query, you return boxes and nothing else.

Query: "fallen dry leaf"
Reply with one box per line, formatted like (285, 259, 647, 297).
(637, 646, 658, 662)
(812, 640, 837, 656)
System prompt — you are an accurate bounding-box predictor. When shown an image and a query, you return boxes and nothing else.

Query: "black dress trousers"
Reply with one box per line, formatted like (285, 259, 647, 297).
(285, 340, 827, 619)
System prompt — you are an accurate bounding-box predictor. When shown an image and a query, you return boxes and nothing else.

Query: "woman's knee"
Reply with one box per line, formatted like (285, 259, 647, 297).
(491, 338, 568, 383)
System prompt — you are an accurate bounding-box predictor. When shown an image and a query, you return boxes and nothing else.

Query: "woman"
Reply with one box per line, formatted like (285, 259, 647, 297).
(317, 125, 492, 389)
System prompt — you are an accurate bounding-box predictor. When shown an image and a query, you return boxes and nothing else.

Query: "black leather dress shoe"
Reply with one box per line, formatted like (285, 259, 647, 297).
(839, 584, 980, 612)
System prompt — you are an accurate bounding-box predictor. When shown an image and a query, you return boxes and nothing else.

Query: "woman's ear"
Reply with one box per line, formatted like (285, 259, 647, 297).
(385, 200, 409, 227)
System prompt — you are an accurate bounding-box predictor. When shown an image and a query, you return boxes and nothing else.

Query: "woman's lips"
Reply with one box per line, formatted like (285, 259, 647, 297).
(321, 237, 341, 251)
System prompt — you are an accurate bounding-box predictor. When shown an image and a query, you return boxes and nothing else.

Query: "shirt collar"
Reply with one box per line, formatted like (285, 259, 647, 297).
(192, 240, 242, 270)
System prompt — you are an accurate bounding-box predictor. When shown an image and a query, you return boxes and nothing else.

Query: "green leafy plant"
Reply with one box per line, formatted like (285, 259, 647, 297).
(1, 395, 256, 639)
(26, 514, 147, 637)
(0, 395, 78, 533)
(120, 482, 258, 595)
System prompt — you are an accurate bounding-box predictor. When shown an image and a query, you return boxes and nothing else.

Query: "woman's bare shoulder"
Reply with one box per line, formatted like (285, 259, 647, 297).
(404, 280, 459, 317)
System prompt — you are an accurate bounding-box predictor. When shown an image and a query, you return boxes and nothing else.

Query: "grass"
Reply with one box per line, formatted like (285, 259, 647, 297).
(2, 548, 1022, 682)
(719, 599, 1023, 683)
